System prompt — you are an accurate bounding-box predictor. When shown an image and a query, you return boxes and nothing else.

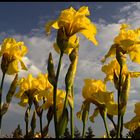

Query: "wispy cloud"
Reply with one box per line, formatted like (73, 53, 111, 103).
(1, 2, 140, 137)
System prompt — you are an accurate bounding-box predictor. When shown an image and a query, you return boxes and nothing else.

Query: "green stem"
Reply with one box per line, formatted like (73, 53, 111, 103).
(70, 85, 74, 138)
(102, 115, 111, 138)
(25, 119, 28, 137)
(82, 122, 86, 138)
(120, 114, 124, 138)
(108, 115, 117, 131)
(53, 52, 63, 138)
(0, 72, 5, 135)
(117, 66, 122, 138)
(39, 113, 43, 138)
(111, 118, 117, 131)
(63, 89, 69, 114)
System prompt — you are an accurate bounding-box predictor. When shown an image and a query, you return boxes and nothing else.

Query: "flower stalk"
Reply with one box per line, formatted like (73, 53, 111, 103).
(100, 105, 111, 138)
(102, 115, 110, 138)
(53, 51, 63, 138)
(116, 64, 123, 138)
(70, 85, 74, 138)
(39, 113, 43, 137)
(0, 72, 5, 135)
(82, 121, 86, 138)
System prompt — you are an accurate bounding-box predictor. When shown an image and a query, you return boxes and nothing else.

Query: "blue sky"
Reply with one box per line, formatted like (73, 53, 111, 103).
(0, 2, 140, 138)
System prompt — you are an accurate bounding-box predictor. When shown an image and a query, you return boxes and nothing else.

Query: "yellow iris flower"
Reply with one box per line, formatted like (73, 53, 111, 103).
(77, 79, 118, 122)
(36, 73, 53, 91)
(0, 38, 28, 75)
(15, 73, 52, 107)
(15, 72, 67, 120)
(82, 79, 118, 115)
(15, 74, 40, 107)
(102, 24, 140, 64)
(45, 6, 98, 54)
(124, 102, 140, 131)
(102, 59, 140, 82)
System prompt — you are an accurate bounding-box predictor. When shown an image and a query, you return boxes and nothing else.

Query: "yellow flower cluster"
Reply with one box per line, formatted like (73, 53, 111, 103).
(15, 73, 65, 112)
(46, 6, 98, 54)
(0, 38, 28, 75)
(77, 79, 118, 122)
(102, 59, 140, 82)
(102, 24, 140, 64)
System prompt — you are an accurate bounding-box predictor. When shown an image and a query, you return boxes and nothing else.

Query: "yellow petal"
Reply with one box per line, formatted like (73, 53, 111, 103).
(129, 72, 140, 78)
(106, 102, 118, 116)
(77, 6, 90, 16)
(80, 23, 98, 46)
(124, 116, 140, 131)
(129, 47, 140, 64)
(134, 102, 140, 116)
(45, 20, 59, 34)
(7, 60, 19, 75)
(120, 24, 130, 30)
(101, 44, 117, 63)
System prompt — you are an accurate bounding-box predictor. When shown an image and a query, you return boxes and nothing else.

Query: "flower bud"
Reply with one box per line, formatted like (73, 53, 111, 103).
(57, 27, 69, 53)
(1, 102, 9, 116)
(1, 53, 13, 74)
(47, 53, 56, 86)
(6, 74, 18, 103)
(69, 46, 79, 62)
(25, 108, 30, 123)
(65, 49, 78, 90)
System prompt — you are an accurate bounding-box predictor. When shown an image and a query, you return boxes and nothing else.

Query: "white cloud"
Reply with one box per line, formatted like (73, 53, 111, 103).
(1, 2, 140, 137)
(118, 2, 140, 28)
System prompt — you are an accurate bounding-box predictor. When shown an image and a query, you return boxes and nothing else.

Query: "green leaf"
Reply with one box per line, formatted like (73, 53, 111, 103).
(58, 108, 69, 136)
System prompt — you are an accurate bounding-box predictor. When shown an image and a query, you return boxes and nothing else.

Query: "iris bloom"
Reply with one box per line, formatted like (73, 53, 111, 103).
(15, 74, 40, 107)
(45, 6, 98, 54)
(0, 38, 28, 75)
(124, 102, 140, 131)
(102, 59, 140, 82)
(102, 24, 140, 64)
(15, 73, 52, 107)
(77, 79, 118, 122)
